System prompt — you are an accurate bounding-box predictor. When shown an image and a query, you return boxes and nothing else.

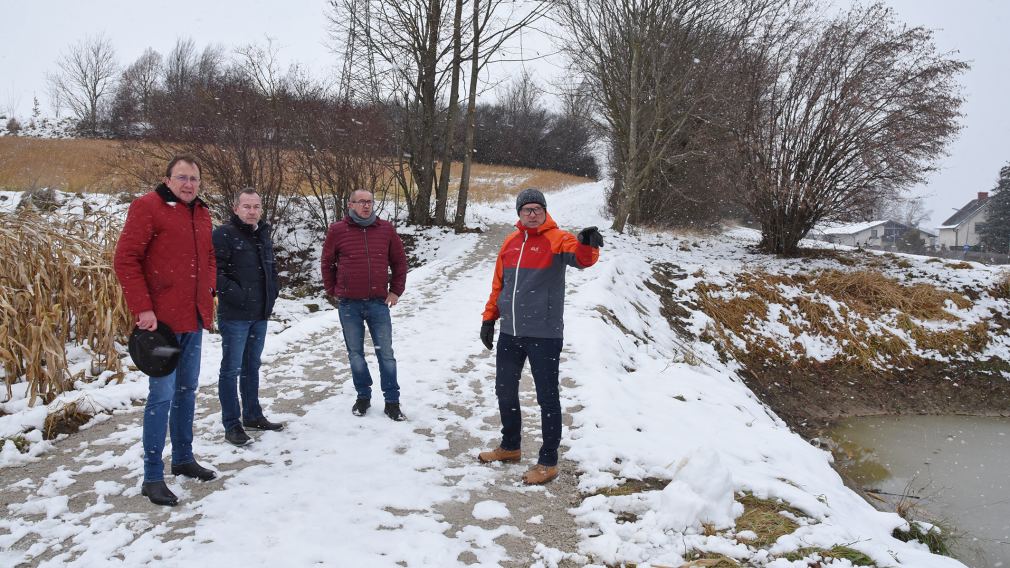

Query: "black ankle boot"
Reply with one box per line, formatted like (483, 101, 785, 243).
(171, 460, 217, 481)
(141, 480, 179, 506)
(384, 402, 406, 421)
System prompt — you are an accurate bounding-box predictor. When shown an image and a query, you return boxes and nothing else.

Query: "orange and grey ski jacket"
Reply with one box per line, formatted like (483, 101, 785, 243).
(482, 213, 599, 339)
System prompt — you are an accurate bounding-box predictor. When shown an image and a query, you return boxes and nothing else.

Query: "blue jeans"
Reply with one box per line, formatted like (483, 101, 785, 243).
(495, 333, 563, 467)
(143, 329, 202, 482)
(337, 298, 399, 403)
(217, 319, 268, 431)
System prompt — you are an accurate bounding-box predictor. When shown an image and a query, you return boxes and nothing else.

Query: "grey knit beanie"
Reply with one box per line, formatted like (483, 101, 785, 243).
(515, 188, 547, 214)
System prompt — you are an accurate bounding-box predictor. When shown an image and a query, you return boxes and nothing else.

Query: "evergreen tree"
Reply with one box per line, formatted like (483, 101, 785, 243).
(979, 163, 1010, 253)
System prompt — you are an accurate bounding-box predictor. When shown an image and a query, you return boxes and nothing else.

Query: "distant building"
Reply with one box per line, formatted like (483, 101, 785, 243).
(817, 220, 936, 249)
(938, 192, 990, 248)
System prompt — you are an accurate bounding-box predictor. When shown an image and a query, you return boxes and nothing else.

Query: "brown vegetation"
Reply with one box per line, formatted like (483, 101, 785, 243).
(697, 268, 986, 370)
(0, 137, 590, 204)
(0, 206, 130, 405)
(0, 138, 144, 193)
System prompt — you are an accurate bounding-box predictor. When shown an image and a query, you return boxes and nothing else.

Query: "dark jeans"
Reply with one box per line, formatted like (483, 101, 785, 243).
(143, 329, 202, 482)
(217, 319, 268, 431)
(337, 298, 399, 403)
(495, 332, 563, 467)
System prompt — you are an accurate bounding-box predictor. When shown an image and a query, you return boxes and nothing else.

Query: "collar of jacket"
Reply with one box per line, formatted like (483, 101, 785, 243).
(515, 212, 558, 235)
(155, 183, 207, 209)
(230, 214, 266, 234)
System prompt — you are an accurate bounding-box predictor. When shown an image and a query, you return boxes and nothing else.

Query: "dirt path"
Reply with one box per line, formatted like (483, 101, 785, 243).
(0, 222, 585, 567)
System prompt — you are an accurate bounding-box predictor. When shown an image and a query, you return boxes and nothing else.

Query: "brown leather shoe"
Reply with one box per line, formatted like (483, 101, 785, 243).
(522, 464, 558, 485)
(477, 446, 521, 463)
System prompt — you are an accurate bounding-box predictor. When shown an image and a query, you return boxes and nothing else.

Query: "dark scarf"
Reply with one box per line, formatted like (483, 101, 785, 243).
(349, 209, 377, 227)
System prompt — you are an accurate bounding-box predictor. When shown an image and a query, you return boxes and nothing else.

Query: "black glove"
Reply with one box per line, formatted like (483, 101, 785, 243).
(578, 226, 604, 248)
(480, 320, 495, 350)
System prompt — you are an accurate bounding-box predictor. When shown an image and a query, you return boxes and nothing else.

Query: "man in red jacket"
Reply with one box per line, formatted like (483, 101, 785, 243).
(321, 190, 409, 421)
(114, 155, 218, 506)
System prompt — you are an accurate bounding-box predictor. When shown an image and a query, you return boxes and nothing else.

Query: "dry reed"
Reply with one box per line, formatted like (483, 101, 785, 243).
(0, 205, 130, 405)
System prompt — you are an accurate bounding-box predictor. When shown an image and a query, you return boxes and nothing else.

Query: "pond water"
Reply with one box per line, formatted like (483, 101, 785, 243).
(828, 415, 1010, 567)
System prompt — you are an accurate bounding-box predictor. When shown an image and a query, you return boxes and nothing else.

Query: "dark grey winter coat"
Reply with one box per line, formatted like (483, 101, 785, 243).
(213, 215, 279, 321)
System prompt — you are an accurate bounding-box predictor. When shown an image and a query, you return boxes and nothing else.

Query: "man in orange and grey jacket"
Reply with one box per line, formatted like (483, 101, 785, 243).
(477, 188, 603, 485)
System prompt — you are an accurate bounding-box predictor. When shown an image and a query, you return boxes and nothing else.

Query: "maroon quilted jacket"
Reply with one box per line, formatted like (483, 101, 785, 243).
(114, 184, 216, 333)
(320, 216, 407, 299)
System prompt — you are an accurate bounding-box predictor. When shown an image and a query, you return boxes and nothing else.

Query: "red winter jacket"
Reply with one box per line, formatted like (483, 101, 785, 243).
(321, 216, 407, 300)
(114, 184, 216, 333)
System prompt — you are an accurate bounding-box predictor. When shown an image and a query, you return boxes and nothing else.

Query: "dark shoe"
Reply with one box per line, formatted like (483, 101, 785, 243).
(243, 416, 284, 431)
(141, 480, 179, 506)
(225, 425, 252, 446)
(478, 446, 521, 464)
(352, 398, 370, 417)
(171, 460, 217, 481)
(384, 402, 407, 421)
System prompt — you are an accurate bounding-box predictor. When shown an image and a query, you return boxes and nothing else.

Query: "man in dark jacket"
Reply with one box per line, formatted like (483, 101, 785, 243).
(321, 190, 409, 421)
(477, 188, 603, 485)
(114, 155, 218, 506)
(213, 188, 283, 447)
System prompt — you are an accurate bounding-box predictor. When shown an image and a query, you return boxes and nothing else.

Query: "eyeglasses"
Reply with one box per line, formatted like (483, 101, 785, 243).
(519, 206, 544, 216)
(352, 200, 374, 206)
(172, 175, 201, 184)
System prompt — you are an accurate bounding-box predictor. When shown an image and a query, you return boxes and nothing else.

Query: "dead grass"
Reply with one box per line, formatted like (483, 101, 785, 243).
(43, 399, 94, 440)
(992, 270, 1010, 299)
(734, 493, 805, 548)
(0, 138, 145, 193)
(696, 267, 988, 370)
(0, 137, 592, 202)
(591, 477, 668, 498)
(810, 270, 966, 320)
(681, 553, 740, 567)
(1, 207, 130, 404)
(782, 546, 876, 566)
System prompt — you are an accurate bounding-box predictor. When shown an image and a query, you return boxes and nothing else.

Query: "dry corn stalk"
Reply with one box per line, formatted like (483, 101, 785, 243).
(0, 205, 130, 405)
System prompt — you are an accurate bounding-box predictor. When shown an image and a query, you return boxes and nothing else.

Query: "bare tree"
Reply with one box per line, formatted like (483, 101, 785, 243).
(330, 0, 547, 226)
(732, 2, 967, 254)
(109, 48, 163, 135)
(452, 0, 550, 229)
(47, 34, 119, 135)
(557, 0, 765, 233)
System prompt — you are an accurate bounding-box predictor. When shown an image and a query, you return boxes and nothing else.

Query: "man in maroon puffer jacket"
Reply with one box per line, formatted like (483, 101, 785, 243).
(114, 155, 218, 506)
(321, 189, 408, 421)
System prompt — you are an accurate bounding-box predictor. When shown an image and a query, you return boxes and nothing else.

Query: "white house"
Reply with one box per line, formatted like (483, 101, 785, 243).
(817, 220, 936, 249)
(938, 192, 990, 249)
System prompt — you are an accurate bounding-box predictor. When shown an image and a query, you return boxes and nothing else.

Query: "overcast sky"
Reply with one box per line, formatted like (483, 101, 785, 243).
(2, 0, 1007, 229)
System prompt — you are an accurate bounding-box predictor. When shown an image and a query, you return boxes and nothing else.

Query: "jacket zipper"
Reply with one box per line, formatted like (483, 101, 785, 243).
(511, 230, 529, 336)
(189, 204, 200, 325)
(362, 226, 373, 295)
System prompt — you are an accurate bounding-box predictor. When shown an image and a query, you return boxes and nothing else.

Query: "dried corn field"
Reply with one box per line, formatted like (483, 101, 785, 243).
(0, 206, 131, 405)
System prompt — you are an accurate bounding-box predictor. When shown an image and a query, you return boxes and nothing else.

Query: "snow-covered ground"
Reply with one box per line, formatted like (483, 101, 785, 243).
(0, 183, 977, 566)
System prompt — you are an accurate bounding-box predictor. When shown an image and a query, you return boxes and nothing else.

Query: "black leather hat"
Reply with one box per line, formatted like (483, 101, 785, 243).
(128, 322, 181, 377)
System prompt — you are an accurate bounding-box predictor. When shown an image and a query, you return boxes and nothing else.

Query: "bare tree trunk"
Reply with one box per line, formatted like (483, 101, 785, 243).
(453, 0, 482, 231)
(434, 0, 465, 226)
